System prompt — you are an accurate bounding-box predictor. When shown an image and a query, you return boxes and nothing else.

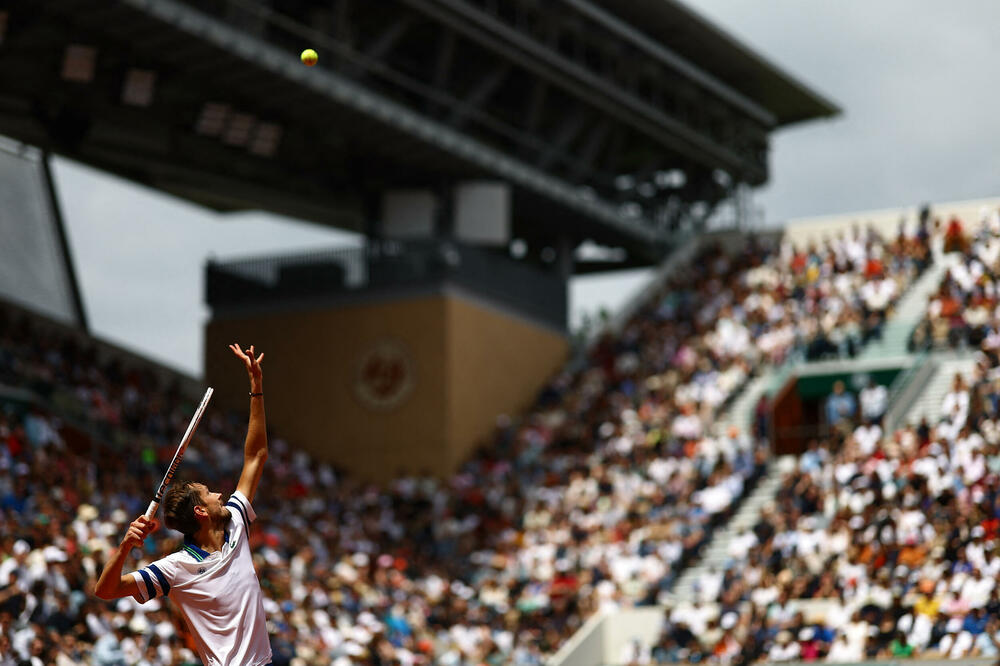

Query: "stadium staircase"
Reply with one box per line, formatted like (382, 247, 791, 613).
(668, 454, 796, 602)
(669, 252, 960, 604)
(892, 353, 980, 427)
(552, 214, 998, 666)
(857, 251, 960, 360)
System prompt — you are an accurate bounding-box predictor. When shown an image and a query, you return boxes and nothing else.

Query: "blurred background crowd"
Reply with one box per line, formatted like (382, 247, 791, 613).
(4, 210, 1000, 665)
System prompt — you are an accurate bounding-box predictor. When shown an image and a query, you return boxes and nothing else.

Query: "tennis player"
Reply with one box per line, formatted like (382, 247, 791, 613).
(95, 343, 271, 666)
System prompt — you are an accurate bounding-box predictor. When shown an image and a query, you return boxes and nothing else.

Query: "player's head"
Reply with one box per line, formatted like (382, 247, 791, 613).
(163, 481, 228, 537)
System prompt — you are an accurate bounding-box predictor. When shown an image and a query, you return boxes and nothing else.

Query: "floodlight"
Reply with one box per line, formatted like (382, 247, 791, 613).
(222, 113, 256, 147)
(195, 103, 230, 137)
(61, 45, 97, 83)
(121, 69, 156, 107)
(248, 123, 282, 157)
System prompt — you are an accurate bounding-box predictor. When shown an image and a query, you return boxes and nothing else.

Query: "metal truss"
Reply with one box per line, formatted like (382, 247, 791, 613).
(163, 0, 774, 235)
(0, 0, 830, 255)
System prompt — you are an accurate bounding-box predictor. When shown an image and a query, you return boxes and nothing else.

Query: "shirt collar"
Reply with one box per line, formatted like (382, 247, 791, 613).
(182, 531, 229, 562)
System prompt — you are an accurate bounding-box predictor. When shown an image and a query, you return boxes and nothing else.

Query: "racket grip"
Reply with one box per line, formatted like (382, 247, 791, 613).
(144, 500, 159, 520)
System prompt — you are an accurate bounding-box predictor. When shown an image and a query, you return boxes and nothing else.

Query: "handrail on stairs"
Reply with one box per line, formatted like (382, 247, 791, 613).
(883, 352, 934, 432)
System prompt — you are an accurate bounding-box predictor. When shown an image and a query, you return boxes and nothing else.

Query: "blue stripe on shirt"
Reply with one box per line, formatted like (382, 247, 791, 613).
(230, 493, 252, 519)
(138, 568, 156, 600)
(226, 500, 249, 531)
(147, 563, 170, 597)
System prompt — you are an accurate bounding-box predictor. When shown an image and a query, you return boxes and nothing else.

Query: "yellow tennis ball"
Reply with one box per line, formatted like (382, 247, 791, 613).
(301, 49, 318, 66)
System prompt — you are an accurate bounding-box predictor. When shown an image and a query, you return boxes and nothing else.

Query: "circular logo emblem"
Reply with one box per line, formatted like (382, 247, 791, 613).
(354, 340, 415, 411)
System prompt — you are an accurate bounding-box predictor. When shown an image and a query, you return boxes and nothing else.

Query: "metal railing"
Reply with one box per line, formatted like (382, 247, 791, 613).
(206, 239, 568, 329)
(883, 351, 933, 432)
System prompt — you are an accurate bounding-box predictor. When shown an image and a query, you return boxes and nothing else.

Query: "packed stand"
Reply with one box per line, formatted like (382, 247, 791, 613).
(757, 222, 930, 363)
(0, 222, 928, 665)
(1, 251, 760, 666)
(910, 206, 1000, 351)
(659, 349, 1000, 664)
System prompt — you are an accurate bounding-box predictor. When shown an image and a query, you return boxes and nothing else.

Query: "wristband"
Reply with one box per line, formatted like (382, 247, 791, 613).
(249, 392, 263, 397)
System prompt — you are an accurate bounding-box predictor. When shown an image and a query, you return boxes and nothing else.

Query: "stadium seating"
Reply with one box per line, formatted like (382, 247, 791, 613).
(910, 211, 1000, 352)
(663, 213, 1000, 663)
(0, 220, 936, 664)
(667, 361, 1000, 662)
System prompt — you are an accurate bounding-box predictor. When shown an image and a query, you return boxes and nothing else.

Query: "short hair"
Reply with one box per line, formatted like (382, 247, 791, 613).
(163, 481, 203, 538)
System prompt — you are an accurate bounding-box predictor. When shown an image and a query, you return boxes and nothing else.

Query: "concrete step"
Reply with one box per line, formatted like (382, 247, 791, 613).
(899, 355, 978, 426)
(670, 456, 795, 603)
(714, 373, 770, 436)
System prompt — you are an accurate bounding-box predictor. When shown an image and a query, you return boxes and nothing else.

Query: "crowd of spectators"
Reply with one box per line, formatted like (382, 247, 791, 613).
(668, 341, 1000, 663)
(1, 242, 766, 666)
(762, 222, 930, 363)
(0, 218, 935, 665)
(910, 207, 1000, 351)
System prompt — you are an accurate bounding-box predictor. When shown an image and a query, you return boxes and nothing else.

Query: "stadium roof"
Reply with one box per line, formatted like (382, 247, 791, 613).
(0, 0, 839, 269)
(590, 0, 840, 127)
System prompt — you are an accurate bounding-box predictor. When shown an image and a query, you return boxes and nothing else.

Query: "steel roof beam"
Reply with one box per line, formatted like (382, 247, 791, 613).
(558, 0, 776, 128)
(117, 0, 662, 244)
(448, 62, 510, 129)
(397, 0, 760, 179)
(538, 107, 587, 171)
(569, 120, 610, 181)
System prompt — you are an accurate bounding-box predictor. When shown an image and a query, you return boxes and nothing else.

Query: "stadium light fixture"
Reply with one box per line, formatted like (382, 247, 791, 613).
(713, 169, 732, 187)
(509, 239, 527, 259)
(61, 45, 97, 83)
(121, 69, 156, 107)
(614, 174, 635, 191)
(654, 169, 686, 189)
(195, 103, 230, 137)
(222, 113, 256, 147)
(619, 202, 642, 218)
(248, 123, 282, 157)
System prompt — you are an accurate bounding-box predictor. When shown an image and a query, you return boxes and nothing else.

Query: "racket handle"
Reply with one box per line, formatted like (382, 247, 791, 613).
(144, 500, 159, 520)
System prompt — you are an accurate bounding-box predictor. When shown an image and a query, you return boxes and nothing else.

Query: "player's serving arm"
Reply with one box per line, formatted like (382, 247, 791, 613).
(95, 344, 272, 666)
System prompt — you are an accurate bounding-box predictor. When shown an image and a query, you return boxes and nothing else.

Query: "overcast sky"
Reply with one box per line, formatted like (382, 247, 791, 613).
(51, 0, 1000, 377)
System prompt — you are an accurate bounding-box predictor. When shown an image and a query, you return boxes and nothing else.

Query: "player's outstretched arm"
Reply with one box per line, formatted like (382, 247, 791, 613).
(230, 343, 267, 504)
(94, 515, 158, 600)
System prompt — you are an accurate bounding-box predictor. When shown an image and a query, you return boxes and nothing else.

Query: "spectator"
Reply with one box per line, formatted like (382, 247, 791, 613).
(944, 215, 966, 253)
(825, 380, 857, 429)
(859, 378, 889, 423)
(942, 373, 971, 424)
(888, 630, 915, 658)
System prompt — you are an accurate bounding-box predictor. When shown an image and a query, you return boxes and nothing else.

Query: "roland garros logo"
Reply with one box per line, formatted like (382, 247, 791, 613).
(354, 340, 415, 411)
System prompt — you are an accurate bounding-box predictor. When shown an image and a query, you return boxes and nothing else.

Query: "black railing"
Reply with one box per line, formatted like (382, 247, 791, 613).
(206, 240, 567, 330)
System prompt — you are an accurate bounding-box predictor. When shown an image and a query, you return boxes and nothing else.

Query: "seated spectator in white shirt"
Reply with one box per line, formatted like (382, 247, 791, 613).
(768, 631, 801, 663)
(827, 634, 860, 663)
(859, 379, 888, 423)
(670, 403, 702, 441)
(853, 422, 883, 457)
(941, 374, 970, 422)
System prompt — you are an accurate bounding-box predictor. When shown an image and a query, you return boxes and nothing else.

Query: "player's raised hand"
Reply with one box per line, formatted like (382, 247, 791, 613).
(229, 343, 264, 382)
(122, 515, 158, 550)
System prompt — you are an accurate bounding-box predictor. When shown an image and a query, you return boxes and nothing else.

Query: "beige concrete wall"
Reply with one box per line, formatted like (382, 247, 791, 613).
(444, 294, 569, 471)
(205, 291, 567, 482)
(205, 296, 448, 482)
(782, 195, 1000, 247)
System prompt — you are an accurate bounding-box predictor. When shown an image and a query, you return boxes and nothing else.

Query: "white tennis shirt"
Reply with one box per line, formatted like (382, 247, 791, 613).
(131, 491, 271, 666)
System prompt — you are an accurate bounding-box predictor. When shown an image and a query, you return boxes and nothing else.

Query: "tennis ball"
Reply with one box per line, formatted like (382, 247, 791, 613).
(301, 49, 318, 66)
